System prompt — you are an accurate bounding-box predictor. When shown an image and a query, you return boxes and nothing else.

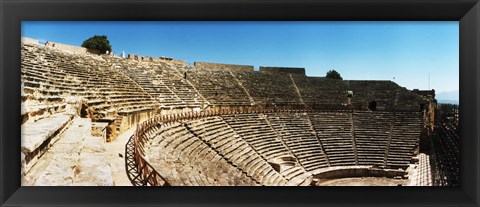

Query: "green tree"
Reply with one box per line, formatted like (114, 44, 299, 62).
(326, 69, 343, 80)
(81, 35, 112, 54)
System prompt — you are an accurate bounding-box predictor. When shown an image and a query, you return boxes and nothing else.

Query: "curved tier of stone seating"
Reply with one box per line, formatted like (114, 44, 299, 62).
(291, 75, 349, 108)
(221, 113, 292, 160)
(216, 113, 314, 185)
(232, 71, 303, 107)
(266, 113, 329, 172)
(347, 81, 397, 110)
(21, 44, 158, 120)
(309, 112, 357, 166)
(115, 59, 209, 109)
(158, 67, 206, 109)
(21, 45, 70, 123)
(143, 115, 313, 186)
(352, 111, 392, 167)
(57, 57, 157, 116)
(131, 109, 422, 186)
(183, 69, 251, 106)
(386, 112, 422, 168)
(145, 122, 259, 186)
(113, 60, 186, 109)
(184, 116, 289, 185)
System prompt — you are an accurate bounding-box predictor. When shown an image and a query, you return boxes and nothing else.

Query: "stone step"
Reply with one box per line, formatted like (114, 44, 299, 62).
(26, 117, 90, 186)
(21, 113, 74, 175)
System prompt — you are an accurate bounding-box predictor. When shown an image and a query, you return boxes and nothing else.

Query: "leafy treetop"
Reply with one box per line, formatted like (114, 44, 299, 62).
(326, 69, 343, 80)
(81, 35, 112, 54)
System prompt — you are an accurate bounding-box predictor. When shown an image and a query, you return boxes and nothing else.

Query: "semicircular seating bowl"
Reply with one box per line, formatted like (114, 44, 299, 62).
(139, 110, 422, 186)
(21, 42, 423, 186)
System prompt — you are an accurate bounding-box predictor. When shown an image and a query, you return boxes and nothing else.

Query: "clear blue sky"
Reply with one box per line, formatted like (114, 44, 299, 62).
(22, 21, 459, 101)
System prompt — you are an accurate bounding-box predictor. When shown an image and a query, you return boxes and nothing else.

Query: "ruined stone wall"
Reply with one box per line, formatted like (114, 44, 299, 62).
(412, 89, 436, 100)
(153, 57, 188, 66)
(45, 41, 88, 54)
(259, 66, 305, 75)
(127, 54, 188, 66)
(117, 110, 156, 134)
(21, 37, 39, 45)
(194, 62, 254, 71)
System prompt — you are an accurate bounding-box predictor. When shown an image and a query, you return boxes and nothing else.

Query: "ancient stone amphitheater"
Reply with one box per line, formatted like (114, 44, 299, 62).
(21, 38, 434, 186)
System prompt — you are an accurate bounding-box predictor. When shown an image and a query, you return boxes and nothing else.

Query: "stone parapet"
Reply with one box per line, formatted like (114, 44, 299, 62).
(194, 62, 254, 71)
(259, 66, 305, 75)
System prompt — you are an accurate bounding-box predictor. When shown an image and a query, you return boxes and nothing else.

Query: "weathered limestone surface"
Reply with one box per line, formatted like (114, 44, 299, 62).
(29, 117, 90, 185)
(21, 113, 73, 154)
(23, 117, 113, 186)
(32, 152, 79, 186)
(73, 136, 113, 186)
(104, 127, 136, 186)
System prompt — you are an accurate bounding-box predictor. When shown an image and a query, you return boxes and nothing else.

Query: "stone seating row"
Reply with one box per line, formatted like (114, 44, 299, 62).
(386, 112, 422, 168)
(147, 118, 313, 185)
(352, 111, 392, 166)
(139, 110, 422, 185)
(117, 63, 186, 107)
(232, 70, 302, 106)
(184, 114, 313, 184)
(292, 75, 349, 107)
(185, 116, 289, 185)
(309, 112, 357, 166)
(146, 123, 259, 186)
(266, 113, 329, 172)
(183, 69, 251, 106)
(116, 60, 205, 108)
(151, 63, 205, 108)
(221, 113, 292, 160)
(23, 43, 423, 114)
(22, 44, 159, 119)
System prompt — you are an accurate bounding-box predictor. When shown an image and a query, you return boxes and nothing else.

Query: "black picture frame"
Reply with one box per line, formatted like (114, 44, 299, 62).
(1, 0, 479, 206)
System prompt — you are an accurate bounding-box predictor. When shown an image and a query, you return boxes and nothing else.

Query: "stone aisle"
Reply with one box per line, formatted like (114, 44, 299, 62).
(104, 126, 136, 186)
(22, 117, 114, 186)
